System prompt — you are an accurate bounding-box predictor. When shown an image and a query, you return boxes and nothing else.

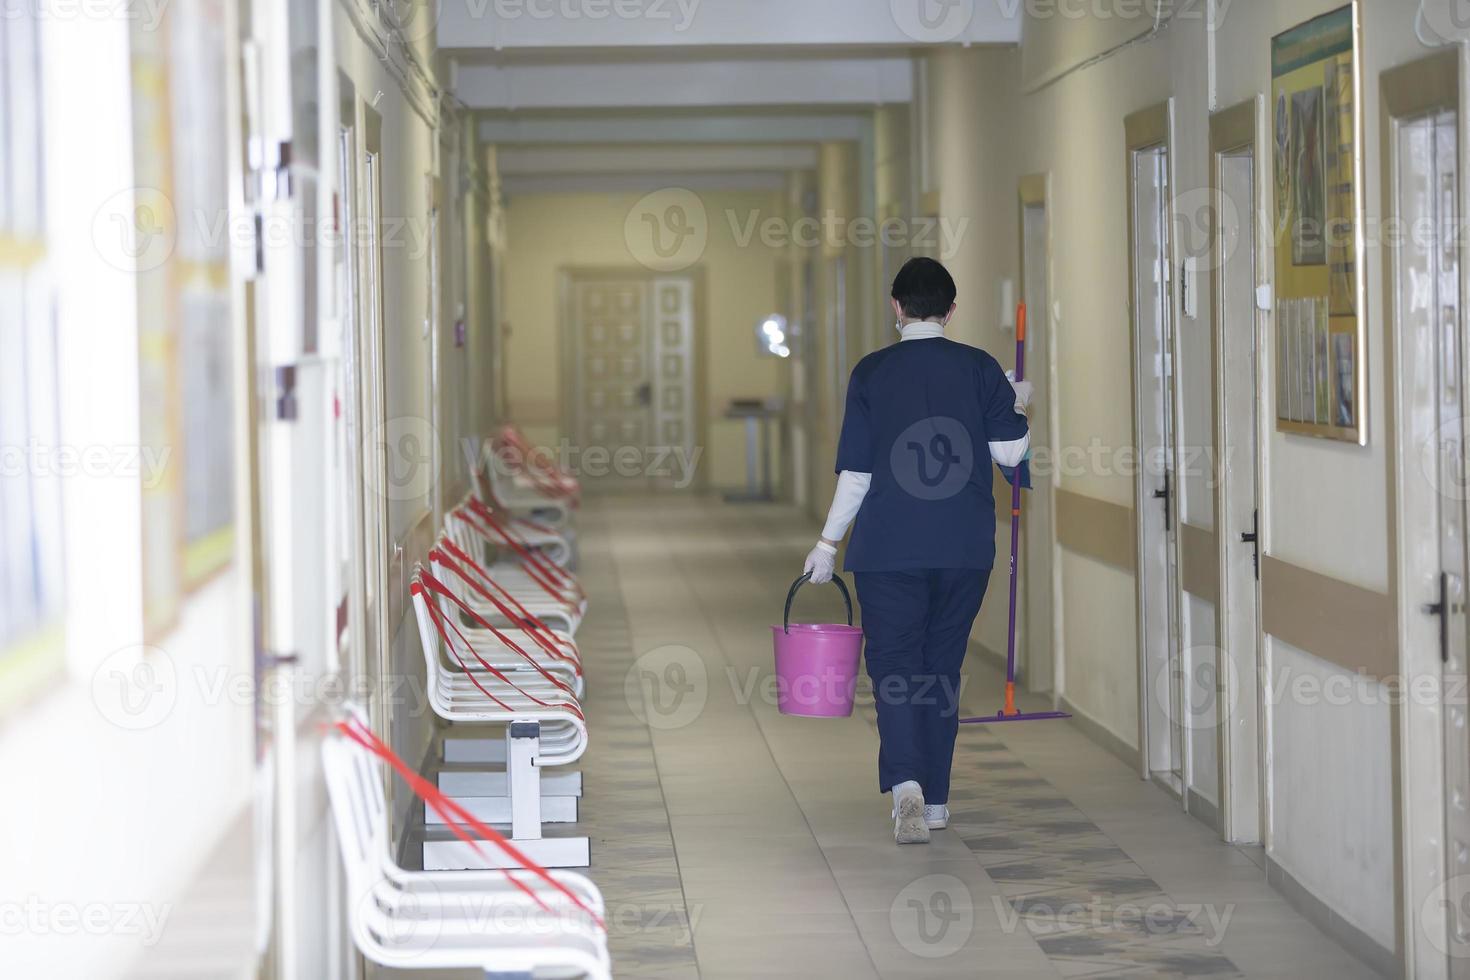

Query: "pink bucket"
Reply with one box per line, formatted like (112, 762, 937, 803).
(773, 573, 865, 718)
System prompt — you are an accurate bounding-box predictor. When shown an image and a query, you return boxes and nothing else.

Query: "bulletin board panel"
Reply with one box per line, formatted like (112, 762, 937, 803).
(1270, 3, 1367, 444)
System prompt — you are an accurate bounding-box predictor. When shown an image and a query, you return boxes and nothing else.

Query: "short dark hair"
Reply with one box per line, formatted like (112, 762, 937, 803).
(890, 257, 957, 320)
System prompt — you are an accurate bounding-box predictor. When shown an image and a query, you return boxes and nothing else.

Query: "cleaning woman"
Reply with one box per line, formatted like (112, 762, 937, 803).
(803, 257, 1032, 845)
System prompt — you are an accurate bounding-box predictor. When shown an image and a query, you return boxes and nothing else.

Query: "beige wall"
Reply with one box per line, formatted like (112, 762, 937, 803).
(501, 189, 787, 490)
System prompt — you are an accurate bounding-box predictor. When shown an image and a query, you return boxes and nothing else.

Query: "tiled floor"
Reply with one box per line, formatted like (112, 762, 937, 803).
(393, 494, 1383, 979)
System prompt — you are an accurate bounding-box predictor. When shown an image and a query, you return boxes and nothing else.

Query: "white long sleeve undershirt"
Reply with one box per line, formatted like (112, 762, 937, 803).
(818, 320, 1030, 543)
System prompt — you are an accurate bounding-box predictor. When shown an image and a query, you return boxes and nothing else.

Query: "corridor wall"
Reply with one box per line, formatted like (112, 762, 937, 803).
(920, 0, 1429, 962)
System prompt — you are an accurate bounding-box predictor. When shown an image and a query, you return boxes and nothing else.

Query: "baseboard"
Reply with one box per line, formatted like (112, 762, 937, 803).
(1186, 786, 1221, 833)
(1059, 695, 1143, 773)
(1265, 855, 1398, 978)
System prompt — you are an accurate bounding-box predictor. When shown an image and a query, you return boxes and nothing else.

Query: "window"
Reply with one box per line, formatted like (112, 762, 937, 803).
(0, 6, 64, 710)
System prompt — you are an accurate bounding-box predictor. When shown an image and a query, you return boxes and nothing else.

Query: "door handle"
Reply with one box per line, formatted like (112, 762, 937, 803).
(1240, 509, 1259, 579)
(1424, 571, 1449, 663)
(1151, 474, 1171, 532)
(636, 382, 652, 407)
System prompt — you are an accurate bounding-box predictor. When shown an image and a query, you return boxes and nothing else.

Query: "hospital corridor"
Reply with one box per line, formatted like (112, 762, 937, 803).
(3, 0, 1469, 977)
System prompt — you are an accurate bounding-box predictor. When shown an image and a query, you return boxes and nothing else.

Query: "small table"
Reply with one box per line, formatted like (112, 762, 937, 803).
(724, 400, 782, 503)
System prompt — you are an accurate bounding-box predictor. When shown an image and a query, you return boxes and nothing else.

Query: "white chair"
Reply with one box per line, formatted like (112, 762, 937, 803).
(322, 709, 611, 979)
(444, 505, 586, 635)
(470, 481, 576, 567)
(413, 569, 591, 869)
(426, 538, 584, 696)
(480, 425, 579, 529)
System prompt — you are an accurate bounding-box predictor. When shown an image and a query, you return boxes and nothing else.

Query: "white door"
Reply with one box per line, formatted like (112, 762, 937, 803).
(1397, 106, 1469, 976)
(1020, 198, 1057, 697)
(564, 273, 697, 492)
(1215, 134, 1265, 845)
(1130, 141, 1185, 792)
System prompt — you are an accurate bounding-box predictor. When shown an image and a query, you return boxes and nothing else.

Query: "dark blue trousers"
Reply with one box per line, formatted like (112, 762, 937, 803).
(854, 569, 989, 804)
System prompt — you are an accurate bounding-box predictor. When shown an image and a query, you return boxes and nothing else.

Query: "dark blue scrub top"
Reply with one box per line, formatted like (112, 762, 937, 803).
(835, 337, 1028, 572)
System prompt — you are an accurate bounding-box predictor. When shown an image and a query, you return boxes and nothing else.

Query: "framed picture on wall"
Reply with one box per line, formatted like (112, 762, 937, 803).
(1270, 3, 1366, 443)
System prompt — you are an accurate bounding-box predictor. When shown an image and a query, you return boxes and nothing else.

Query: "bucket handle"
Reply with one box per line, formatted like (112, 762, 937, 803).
(783, 573, 854, 634)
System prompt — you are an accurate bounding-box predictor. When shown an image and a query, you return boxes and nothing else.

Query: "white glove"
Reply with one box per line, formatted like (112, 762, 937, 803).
(804, 541, 837, 584)
(1005, 370, 1034, 413)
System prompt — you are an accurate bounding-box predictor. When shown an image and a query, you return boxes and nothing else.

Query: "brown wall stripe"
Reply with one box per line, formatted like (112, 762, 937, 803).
(1260, 556, 1396, 679)
(1055, 489, 1136, 573)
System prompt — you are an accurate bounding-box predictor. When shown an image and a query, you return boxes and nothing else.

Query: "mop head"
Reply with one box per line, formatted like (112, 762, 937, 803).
(960, 709, 1072, 725)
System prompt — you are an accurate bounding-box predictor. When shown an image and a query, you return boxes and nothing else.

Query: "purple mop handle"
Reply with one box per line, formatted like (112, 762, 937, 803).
(1004, 306, 1027, 688)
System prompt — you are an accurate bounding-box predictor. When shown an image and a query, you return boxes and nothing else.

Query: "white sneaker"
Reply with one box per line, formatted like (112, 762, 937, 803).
(891, 781, 930, 844)
(924, 804, 949, 830)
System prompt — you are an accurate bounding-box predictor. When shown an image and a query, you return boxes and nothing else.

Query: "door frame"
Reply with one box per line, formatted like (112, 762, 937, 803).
(1384, 48, 1463, 980)
(1125, 100, 1186, 788)
(1017, 173, 1062, 700)
(555, 266, 709, 493)
(1209, 97, 1268, 845)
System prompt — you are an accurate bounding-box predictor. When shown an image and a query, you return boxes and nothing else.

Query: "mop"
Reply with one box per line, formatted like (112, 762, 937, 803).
(960, 302, 1071, 725)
